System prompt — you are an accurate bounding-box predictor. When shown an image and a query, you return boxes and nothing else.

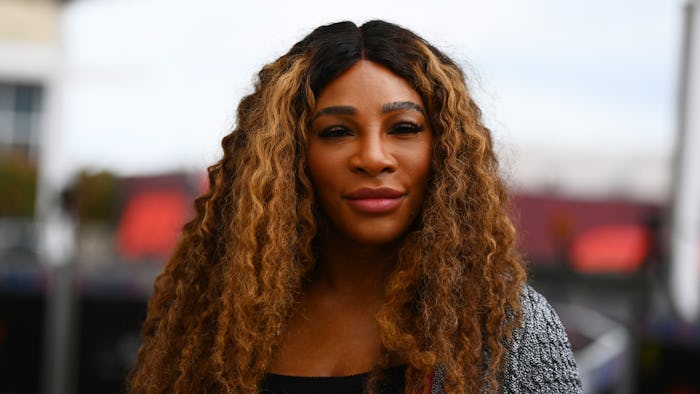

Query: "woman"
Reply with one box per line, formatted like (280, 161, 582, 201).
(129, 20, 582, 393)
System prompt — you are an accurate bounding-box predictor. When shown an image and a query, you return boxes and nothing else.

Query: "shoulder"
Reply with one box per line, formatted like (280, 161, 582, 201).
(500, 285, 583, 393)
(518, 285, 568, 334)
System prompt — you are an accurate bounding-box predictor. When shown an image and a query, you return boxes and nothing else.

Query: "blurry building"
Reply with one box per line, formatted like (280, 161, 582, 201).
(0, 0, 62, 259)
(0, 0, 60, 160)
(0, 2, 63, 393)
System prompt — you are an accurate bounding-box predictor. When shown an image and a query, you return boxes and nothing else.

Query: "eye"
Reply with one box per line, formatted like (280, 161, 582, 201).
(318, 126, 352, 138)
(390, 122, 424, 135)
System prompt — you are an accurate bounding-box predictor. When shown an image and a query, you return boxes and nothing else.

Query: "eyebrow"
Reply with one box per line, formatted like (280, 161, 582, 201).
(312, 106, 355, 120)
(312, 101, 426, 121)
(382, 101, 425, 115)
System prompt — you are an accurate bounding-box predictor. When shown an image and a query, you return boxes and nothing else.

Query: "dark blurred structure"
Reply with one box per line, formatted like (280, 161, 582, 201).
(0, 2, 54, 391)
(513, 191, 700, 394)
(512, 193, 664, 394)
(513, 194, 661, 272)
(1, 170, 199, 393)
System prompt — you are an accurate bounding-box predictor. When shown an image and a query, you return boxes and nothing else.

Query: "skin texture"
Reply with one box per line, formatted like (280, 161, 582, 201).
(308, 60, 433, 249)
(269, 60, 433, 377)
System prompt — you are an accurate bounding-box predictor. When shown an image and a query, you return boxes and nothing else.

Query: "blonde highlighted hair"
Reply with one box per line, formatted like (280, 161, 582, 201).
(129, 20, 526, 393)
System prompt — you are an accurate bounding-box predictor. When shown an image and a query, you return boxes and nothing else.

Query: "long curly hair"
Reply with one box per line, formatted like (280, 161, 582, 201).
(128, 20, 526, 394)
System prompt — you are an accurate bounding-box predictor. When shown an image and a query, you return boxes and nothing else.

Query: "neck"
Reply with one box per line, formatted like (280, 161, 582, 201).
(311, 233, 402, 299)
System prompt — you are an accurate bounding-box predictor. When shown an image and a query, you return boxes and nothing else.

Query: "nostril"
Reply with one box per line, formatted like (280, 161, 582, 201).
(349, 137, 398, 176)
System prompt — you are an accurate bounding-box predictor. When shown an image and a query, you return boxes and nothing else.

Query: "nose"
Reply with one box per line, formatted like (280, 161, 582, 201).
(350, 132, 397, 176)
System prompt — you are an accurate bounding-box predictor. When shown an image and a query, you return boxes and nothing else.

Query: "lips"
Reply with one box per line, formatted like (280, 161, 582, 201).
(344, 187, 404, 213)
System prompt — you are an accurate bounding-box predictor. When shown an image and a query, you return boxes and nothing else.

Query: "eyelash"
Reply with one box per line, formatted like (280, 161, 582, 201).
(318, 122, 424, 138)
(390, 122, 424, 135)
(318, 126, 352, 138)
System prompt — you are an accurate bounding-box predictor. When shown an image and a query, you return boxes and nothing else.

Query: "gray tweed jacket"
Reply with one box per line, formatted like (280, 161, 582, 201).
(430, 286, 583, 393)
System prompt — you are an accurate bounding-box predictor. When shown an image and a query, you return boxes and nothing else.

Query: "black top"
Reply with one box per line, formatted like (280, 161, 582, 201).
(259, 365, 407, 394)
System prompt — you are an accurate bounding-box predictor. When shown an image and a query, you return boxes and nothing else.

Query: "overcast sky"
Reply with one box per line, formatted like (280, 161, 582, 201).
(56, 0, 683, 180)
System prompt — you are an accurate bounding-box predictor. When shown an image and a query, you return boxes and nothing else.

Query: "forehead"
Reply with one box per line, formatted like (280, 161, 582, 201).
(314, 60, 424, 110)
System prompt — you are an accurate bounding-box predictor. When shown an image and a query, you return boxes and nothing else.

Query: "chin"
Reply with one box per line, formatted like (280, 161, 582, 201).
(343, 226, 410, 247)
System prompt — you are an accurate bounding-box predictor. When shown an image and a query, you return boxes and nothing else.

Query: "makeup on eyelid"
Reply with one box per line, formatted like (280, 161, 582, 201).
(317, 121, 424, 138)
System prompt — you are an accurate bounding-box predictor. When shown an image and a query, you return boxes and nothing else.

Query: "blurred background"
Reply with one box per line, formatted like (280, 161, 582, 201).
(0, 0, 699, 393)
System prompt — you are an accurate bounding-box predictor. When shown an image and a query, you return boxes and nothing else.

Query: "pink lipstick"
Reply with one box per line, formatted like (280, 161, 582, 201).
(345, 187, 404, 213)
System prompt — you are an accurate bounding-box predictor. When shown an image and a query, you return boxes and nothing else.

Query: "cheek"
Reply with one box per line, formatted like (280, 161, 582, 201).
(411, 147, 433, 209)
(306, 145, 324, 183)
(306, 146, 339, 200)
(396, 148, 432, 215)
(410, 144, 433, 186)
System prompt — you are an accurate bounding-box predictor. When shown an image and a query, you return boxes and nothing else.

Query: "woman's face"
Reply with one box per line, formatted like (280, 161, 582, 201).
(308, 60, 433, 246)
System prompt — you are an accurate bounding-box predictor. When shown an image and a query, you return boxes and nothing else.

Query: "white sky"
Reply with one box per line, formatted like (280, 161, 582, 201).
(56, 0, 682, 181)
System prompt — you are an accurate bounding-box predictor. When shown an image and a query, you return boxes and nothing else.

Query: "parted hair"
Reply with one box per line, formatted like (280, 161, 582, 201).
(128, 20, 526, 393)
